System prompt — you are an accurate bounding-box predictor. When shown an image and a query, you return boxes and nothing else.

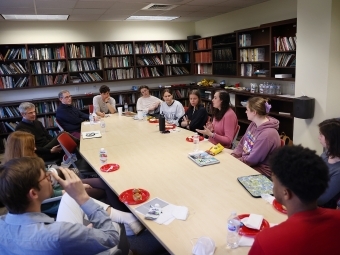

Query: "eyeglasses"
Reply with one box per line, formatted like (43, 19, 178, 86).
(38, 172, 52, 183)
(62, 95, 72, 99)
(25, 111, 36, 115)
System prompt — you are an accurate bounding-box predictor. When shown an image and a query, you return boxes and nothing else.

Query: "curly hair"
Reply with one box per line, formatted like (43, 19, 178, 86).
(213, 90, 233, 121)
(269, 145, 329, 204)
(318, 118, 340, 158)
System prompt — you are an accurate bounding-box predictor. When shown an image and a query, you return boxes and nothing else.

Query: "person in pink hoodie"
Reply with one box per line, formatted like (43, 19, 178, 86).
(196, 90, 238, 148)
(230, 97, 281, 177)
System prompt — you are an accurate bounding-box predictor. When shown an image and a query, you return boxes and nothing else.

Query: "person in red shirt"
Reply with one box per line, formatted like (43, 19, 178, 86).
(249, 145, 340, 255)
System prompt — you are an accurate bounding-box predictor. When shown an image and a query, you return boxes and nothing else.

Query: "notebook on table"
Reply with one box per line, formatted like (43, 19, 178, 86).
(188, 151, 220, 167)
(237, 174, 273, 198)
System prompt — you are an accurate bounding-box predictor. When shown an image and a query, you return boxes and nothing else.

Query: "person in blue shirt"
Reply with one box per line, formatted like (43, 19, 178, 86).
(0, 156, 130, 255)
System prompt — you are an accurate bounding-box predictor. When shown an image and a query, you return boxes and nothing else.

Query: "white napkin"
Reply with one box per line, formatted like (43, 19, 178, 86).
(241, 214, 263, 230)
(261, 194, 275, 204)
(238, 236, 255, 247)
(155, 204, 176, 225)
(172, 206, 189, 220)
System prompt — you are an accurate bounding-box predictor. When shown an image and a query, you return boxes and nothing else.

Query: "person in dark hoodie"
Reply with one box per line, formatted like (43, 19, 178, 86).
(178, 89, 208, 131)
(230, 97, 280, 177)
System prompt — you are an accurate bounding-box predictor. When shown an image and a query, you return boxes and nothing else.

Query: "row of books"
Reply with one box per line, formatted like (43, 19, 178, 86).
(136, 55, 163, 66)
(213, 48, 234, 61)
(134, 43, 163, 54)
(0, 121, 17, 133)
(28, 46, 66, 60)
(104, 56, 133, 68)
(0, 106, 21, 118)
(37, 116, 57, 128)
(118, 94, 136, 105)
(0, 76, 28, 89)
(273, 36, 296, 51)
(150, 91, 161, 98)
(48, 130, 60, 137)
(240, 63, 261, 77)
(32, 74, 68, 86)
(274, 53, 296, 67)
(240, 48, 265, 62)
(103, 43, 133, 56)
(136, 67, 163, 78)
(68, 44, 96, 58)
(239, 34, 251, 47)
(166, 66, 190, 76)
(79, 72, 103, 82)
(165, 54, 183, 65)
(106, 68, 134, 80)
(72, 99, 84, 109)
(213, 63, 237, 75)
(31, 61, 66, 74)
(202, 101, 213, 114)
(35, 101, 59, 114)
(0, 48, 27, 60)
(195, 38, 212, 50)
(164, 43, 188, 53)
(171, 88, 189, 99)
(194, 52, 212, 63)
(0, 62, 27, 75)
(69, 59, 102, 72)
(195, 64, 212, 75)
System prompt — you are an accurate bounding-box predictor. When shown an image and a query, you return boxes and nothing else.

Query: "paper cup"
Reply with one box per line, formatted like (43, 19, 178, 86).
(118, 107, 123, 115)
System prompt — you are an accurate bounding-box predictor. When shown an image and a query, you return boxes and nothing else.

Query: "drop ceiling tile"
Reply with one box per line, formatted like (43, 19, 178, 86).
(37, 8, 72, 15)
(68, 14, 102, 20)
(35, 0, 77, 9)
(0, 8, 36, 15)
(75, 1, 115, 9)
(0, 0, 34, 8)
(72, 8, 107, 15)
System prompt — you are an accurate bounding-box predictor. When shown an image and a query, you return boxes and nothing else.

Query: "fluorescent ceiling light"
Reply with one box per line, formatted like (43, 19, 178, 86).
(2, 15, 69, 21)
(126, 16, 179, 21)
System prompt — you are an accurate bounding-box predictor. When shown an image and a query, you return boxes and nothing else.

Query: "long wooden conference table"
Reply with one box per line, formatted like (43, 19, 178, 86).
(80, 114, 286, 255)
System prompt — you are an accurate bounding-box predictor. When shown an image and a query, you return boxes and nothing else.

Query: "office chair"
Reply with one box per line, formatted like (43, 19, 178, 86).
(89, 105, 94, 114)
(55, 119, 64, 131)
(231, 125, 240, 149)
(57, 132, 98, 178)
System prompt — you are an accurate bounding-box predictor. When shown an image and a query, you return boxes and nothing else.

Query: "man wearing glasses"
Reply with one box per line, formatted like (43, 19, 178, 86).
(16, 101, 64, 162)
(56, 90, 94, 139)
(0, 156, 129, 255)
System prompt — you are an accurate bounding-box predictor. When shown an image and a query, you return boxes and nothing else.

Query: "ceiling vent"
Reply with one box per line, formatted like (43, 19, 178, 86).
(142, 3, 178, 11)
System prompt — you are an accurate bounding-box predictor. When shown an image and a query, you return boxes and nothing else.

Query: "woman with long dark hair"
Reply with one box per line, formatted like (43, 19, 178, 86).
(178, 89, 208, 131)
(196, 90, 238, 148)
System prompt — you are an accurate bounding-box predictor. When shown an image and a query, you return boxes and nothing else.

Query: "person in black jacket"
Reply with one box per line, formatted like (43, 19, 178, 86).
(56, 90, 92, 138)
(178, 89, 208, 132)
(16, 102, 63, 162)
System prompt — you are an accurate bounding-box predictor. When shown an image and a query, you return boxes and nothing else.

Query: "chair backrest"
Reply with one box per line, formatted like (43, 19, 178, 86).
(57, 132, 79, 169)
(231, 125, 240, 149)
(55, 119, 64, 131)
(89, 105, 94, 114)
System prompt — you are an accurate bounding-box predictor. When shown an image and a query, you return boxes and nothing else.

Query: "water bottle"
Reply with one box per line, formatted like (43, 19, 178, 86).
(226, 212, 241, 249)
(99, 148, 107, 164)
(276, 84, 281, 95)
(193, 132, 199, 152)
(159, 112, 165, 132)
(124, 102, 128, 113)
(100, 119, 106, 133)
(89, 113, 94, 124)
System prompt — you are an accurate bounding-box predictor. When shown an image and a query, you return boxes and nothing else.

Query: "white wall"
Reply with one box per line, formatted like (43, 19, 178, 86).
(294, 0, 339, 153)
(195, 0, 297, 37)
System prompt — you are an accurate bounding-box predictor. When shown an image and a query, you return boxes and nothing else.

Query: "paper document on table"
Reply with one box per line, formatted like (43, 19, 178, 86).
(82, 131, 102, 139)
(134, 197, 170, 216)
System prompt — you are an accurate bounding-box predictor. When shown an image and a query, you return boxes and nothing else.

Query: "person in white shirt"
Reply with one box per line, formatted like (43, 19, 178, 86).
(159, 89, 185, 126)
(136, 85, 162, 115)
(93, 85, 116, 117)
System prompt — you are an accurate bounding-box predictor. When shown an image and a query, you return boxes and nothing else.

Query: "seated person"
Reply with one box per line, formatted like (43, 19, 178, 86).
(93, 85, 116, 117)
(317, 119, 340, 208)
(136, 85, 162, 115)
(56, 90, 94, 138)
(196, 90, 238, 148)
(178, 89, 208, 131)
(0, 156, 130, 255)
(159, 89, 185, 126)
(15, 102, 63, 162)
(229, 97, 280, 177)
(249, 145, 340, 255)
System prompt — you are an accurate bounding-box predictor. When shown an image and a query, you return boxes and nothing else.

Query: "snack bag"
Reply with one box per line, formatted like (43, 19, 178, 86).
(206, 143, 224, 156)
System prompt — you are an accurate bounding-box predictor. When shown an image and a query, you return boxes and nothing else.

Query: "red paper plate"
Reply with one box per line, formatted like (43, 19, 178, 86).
(148, 119, 159, 123)
(165, 124, 176, 130)
(273, 199, 287, 214)
(100, 163, 120, 172)
(186, 135, 204, 142)
(119, 188, 150, 205)
(238, 214, 270, 237)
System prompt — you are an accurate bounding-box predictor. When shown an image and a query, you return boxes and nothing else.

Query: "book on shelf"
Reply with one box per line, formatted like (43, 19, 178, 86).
(239, 34, 251, 47)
